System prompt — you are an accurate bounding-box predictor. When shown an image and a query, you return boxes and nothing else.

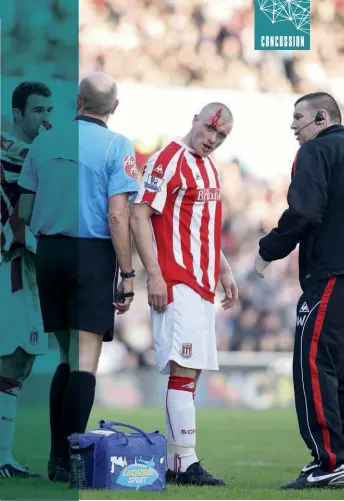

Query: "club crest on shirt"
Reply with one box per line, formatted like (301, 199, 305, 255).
(180, 343, 192, 359)
(29, 331, 39, 344)
(124, 156, 138, 179)
(144, 173, 165, 192)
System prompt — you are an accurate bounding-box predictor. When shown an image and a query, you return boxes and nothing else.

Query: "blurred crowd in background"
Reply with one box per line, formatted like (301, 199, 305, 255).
(2, 0, 343, 361)
(3, 0, 344, 92)
(79, 0, 344, 93)
(1, 0, 78, 81)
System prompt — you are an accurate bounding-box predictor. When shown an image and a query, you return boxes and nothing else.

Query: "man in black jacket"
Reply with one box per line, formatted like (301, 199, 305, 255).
(255, 92, 344, 489)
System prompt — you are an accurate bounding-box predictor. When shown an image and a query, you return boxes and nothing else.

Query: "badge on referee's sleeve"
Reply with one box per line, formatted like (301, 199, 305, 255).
(124, 156, 138, 179)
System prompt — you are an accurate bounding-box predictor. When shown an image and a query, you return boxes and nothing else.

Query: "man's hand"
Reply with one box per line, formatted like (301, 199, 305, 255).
(220, 270, 238, 310)
(147, 272, 168, 313)
(113, 278, 134, 315)
(254, 254, 270, 278)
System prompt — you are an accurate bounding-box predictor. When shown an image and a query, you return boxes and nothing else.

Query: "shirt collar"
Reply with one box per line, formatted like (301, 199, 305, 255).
(316, 124, 344, 138)
(174, 137, 214, 159)
(174, 137, 199, 155)
(75, 114, 108, 128)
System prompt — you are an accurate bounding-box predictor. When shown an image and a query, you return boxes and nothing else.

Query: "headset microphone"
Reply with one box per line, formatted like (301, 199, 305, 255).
(296, 118, 316, 134)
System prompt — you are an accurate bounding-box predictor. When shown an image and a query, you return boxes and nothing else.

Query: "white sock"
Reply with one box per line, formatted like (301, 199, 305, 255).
(0, 376, 21, 466)
(165, 376, 198, 472)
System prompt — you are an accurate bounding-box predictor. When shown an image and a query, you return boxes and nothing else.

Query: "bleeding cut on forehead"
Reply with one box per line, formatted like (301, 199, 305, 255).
(210, 108, 225, 129)
(201, 104, 233, 129)
(184, 103, 233, 157)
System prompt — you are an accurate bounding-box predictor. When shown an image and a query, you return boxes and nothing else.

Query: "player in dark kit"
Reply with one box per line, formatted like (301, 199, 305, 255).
(255, 92, 344, 489)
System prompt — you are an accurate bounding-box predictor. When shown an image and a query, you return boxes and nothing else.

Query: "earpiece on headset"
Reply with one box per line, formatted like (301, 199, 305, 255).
(315, 111, 325, 124)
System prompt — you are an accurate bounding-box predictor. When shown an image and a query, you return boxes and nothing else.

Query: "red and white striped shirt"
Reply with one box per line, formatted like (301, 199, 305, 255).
(0, 133, 37, 291)
(134, 139, 222, 303)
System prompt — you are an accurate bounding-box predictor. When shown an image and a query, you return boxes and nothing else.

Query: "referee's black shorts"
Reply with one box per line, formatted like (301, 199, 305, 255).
(35, 235, 118, 341)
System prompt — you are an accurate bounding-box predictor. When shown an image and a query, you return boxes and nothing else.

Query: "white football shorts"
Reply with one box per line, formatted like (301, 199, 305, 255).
(0, 249, 47, 357)
(151, 283, 219, 374)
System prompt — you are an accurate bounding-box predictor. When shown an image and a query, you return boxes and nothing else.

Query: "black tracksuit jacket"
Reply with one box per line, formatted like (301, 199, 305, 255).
(259, 124, 344, 289)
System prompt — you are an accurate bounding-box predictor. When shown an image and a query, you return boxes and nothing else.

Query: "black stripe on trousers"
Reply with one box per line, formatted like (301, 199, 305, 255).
(293, 277, 344, 471)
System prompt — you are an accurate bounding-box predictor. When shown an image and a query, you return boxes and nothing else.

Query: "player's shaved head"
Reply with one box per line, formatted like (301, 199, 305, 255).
(183, 102, 233, 157)
(79, 72, 118, 116)
(199, 103, 233, 126)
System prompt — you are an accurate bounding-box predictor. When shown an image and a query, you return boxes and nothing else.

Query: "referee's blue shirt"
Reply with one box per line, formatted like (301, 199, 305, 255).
(18, 116, 138, 238)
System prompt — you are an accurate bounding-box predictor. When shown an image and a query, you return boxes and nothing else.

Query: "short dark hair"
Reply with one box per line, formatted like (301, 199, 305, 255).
(12, 81, 52, 115)
(294, 92, 342, 124)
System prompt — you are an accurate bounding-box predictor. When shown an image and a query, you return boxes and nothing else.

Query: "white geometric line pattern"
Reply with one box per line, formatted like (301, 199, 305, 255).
(257, 0, 310, 35)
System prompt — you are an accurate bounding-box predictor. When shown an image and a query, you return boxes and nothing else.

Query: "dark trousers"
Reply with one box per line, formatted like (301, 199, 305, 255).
(293, 276, 344, 471)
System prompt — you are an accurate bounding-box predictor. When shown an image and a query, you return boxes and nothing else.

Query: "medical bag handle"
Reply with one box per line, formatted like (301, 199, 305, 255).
(98, 420, 154, 444)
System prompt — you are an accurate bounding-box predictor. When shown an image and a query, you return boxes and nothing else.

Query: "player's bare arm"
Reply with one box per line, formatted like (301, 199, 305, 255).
(219, 250, 238, 310)
(130, 203, 167, 313)
(18, 193, 35, 225)
(108, 193, 134, 314)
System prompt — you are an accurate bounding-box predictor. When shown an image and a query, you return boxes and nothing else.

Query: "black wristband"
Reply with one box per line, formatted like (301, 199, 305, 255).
(120, 270, 135, 279)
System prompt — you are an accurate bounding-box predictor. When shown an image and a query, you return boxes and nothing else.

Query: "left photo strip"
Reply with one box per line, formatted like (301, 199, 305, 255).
(0, 1, 79, 499)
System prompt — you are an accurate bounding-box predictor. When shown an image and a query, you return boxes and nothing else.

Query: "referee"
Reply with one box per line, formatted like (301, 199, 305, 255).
(18, 72, 138, 482)
(255, 92, 344, 489)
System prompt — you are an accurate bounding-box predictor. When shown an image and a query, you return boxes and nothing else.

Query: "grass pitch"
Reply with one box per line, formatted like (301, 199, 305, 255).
(1, 407, 343, 500)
